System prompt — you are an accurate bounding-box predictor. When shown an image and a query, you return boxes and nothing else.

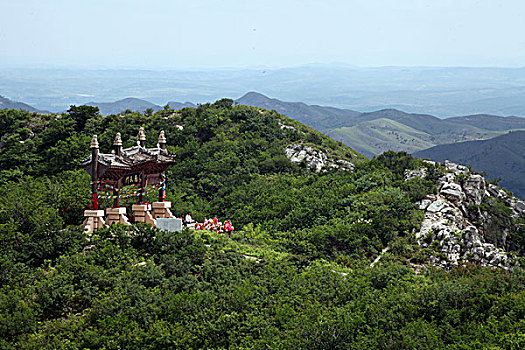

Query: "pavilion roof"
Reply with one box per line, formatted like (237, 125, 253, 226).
(81, 129, 176, 181)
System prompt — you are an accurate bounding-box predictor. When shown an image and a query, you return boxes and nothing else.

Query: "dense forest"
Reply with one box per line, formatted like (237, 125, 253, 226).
(1, 102, 524, 349)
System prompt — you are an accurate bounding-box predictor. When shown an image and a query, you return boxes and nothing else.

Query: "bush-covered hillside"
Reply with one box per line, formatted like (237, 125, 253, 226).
(1, 102, 524, 349)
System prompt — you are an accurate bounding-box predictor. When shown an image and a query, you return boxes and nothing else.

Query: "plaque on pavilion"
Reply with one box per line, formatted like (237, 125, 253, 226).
(123, 172, 141, 186)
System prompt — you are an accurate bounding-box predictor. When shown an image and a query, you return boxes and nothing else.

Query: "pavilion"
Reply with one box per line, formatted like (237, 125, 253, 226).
(81, 128, 176, 232)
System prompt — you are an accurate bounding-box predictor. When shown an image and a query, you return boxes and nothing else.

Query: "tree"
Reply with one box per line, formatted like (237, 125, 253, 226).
(212, 98, 233, 109)
(67, 105, 100, 132)
(144, 108, 154, 116)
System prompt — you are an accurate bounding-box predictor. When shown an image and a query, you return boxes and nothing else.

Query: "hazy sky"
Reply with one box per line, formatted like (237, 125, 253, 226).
(1, 0, 525, 68)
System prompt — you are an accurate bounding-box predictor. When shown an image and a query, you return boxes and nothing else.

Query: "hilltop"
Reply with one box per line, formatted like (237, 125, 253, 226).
(5, 91, 524, 156)
(86, 97, 163, 115)
(74, 98, 196, 116)
(0, 103, 524, 348)
(236, 91, 361, 130)
(237, 93, 525, 196)
(166, 101, 197, 110)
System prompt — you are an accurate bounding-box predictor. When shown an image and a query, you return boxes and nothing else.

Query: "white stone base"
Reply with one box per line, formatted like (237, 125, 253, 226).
(106, 207, 131, 226)
(152, 201, 175, 219)
(83, 209, 107, 233)
(132, 204, 156, 226)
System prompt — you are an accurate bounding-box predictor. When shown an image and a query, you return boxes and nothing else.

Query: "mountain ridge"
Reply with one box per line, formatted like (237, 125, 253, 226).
(235, 91, 525, 156)
(236, 91, 361, 130)
(166, 101, 197, 110)
(0, 95, 46, 113)
(4, 92, 524, 196)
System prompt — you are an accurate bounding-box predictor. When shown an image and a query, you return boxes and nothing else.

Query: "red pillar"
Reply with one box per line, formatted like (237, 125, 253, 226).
(158, 130, 167, 202)
(90, 135, 99, 209)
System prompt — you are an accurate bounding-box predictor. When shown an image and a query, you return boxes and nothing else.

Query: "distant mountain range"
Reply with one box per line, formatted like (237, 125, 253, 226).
(0, 95, 198, 116)
(236, 92, 525, 197)
(85, 98, 197, 115)
(414, 131, 525, 199)
(4, 66, 525, 116)
(236, 92, 525, 158)
(0, 95, 46, 113)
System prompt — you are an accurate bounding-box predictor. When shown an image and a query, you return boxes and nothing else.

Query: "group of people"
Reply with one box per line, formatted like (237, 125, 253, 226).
(182, 212, 234, 233)
(195, 217, 234, 233)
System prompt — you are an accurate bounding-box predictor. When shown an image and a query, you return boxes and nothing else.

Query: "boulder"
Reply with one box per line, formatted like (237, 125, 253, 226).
(444, 160, 469, 175)
(514, 200, 525, 214)
(412, 160, 524, 271)
(440, 182, 466, 205)
(404, 168, 427, 181)
(279, 122, 298, 132)
(335, 159, 355, 172)
(427, 200, 448, 213)
(463, 174, 486, 205)
(487, 184, 500, 197)
(417, 199, 432, 210)
(415, 192, 512, 271)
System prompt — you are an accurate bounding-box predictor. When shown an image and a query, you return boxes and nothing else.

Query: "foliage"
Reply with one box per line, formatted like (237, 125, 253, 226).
(0, 104, 524, 348)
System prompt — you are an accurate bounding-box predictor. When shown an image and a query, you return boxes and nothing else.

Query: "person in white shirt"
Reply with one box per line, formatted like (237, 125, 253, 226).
(185, 212, 194, 224)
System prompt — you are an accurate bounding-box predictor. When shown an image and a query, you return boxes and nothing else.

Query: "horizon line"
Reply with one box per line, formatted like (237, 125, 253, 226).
(1, 62, 525, 71)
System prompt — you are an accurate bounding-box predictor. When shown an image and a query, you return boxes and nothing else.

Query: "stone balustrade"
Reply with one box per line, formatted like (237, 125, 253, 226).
(83, 201, 177, 232)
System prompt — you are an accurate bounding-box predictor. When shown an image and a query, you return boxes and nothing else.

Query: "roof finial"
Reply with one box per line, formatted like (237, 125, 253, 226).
(113, 132, 123, 156)
(158, 130, 166, 151)
(158, 130, 166, 144)
(138, 127, 146, 147)
(90, 135, 99, 148)
(113, 132, 122, 146)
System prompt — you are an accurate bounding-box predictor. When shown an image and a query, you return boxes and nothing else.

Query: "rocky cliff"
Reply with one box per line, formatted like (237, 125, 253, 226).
(409, 160, 525, 270)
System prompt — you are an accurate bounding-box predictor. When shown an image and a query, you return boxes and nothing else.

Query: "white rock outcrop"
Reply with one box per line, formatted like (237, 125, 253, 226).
(404, 168, 428, 181)
(285, 144, 354, 172)
(412, 161, 524, 270)
(278, 121, 299, 132)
